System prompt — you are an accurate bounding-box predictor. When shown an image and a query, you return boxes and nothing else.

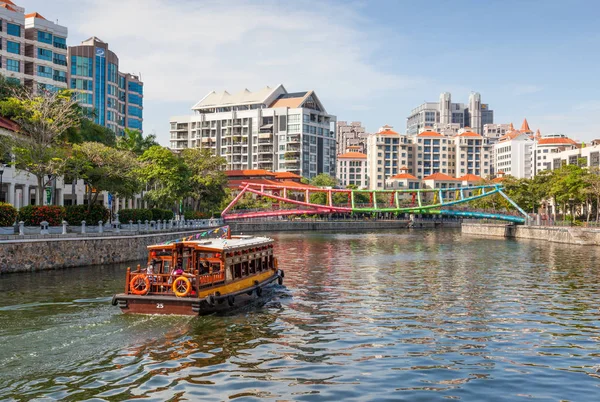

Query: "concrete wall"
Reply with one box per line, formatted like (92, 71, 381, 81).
(462, 223, 600, 246)
(0, 229, 207, 274)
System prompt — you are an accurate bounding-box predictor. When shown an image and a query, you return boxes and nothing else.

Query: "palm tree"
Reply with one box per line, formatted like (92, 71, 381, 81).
(116, 128, 158, 155)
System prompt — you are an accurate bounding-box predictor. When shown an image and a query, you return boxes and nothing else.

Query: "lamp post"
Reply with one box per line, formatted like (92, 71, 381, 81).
(0, 164, 5, 203)
(47, 174, 53, 205)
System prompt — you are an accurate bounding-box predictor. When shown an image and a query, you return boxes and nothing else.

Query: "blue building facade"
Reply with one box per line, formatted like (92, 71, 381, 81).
(68, 37, 143, 135)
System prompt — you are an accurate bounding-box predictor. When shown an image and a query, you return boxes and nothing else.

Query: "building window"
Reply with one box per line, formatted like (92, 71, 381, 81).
(7, 23, 20, 37)
(7, 41, 20, 55)
(53, 53, 67, 66)
(6, 59, 19, 72)
(37, 30, 53, 44)
(71, 56, 93, 77)
(38, 48, 53, 61)
(108, 63, 118, 84)
(127, 81, 143, 95)
(128, 105, 143, 118)
(128, 93, 142, 106)
(53, 70, 67, 83)
(70, 78, 93, 91)
(37, 65, 53, 78)
(127, 118, 142, 130)
(53, 36, 67, 49)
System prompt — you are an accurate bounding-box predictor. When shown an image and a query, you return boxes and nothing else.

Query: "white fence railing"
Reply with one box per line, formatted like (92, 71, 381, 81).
(0, 218, 224, 237)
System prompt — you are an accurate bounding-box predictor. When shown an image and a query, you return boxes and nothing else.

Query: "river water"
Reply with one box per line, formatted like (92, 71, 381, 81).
(1, 229, 600, 401)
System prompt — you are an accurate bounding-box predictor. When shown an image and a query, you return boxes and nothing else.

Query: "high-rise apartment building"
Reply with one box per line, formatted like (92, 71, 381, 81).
(170, 85, 336, 178)
(336, 121, 366, 154)
(0, 1, 68, 92)
(406, 92, 493, 136)
(366, 125, 415, 190)
(68, 37, 143, 135)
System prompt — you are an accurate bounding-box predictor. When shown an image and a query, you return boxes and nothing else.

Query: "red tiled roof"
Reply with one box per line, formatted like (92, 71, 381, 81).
(25, 12, 46, 20)
(390, 173, 418, 180)
(418, 130, 443, 137)
(498, 130, 522, 142)
(225, 169, 276, 177)
(458, 131, 482, 138)
(537, 137, 577, 146)
(520, 118, 531, 132)
(492, 177, 504, 183)
(378, 128, 398, 135)
(274, 171, 302, 179)
(338, 152, 367, 159)
(459, 174, 483, 182)
(423, 172, 458, 181)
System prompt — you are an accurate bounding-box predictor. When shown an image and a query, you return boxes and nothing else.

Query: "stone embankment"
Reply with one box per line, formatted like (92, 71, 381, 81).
(0, 229, 210, 274)
(462, 223, 600, 246)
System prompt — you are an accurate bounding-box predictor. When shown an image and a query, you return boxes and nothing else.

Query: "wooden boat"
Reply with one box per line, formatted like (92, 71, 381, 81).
(112, 227, 284, 315)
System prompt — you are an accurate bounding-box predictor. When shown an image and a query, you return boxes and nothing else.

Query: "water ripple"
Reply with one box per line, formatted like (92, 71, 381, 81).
(1, 230, 600, 401)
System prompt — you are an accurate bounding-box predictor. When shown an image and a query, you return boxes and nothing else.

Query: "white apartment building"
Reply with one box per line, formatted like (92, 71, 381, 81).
(406, 92, 493, 135)
(366, 125, 414, 190)
(452, 131, 492, 178)
(170, 85, 336, 178)
(549, 140, 600, 170)
(414, 130, 455, 179)
(0, 2, 68, 92)
(336, 147, 368, 188)
(336, 121, 366, 155)
(494, 132, 533, 179)
(530, 134, 577, 176)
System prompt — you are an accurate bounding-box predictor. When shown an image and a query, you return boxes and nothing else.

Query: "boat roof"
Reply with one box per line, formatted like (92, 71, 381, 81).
(148, 235, 273, 251)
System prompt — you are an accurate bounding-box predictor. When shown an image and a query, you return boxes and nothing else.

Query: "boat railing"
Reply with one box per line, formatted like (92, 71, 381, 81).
(125, 266, 225, 296)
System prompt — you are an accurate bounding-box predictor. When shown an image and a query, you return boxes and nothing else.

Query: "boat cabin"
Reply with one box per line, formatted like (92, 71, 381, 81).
(126, 235, 276, 297)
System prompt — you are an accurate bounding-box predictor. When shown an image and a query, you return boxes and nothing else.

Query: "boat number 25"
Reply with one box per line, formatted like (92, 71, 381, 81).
(156, 303, 164, 309)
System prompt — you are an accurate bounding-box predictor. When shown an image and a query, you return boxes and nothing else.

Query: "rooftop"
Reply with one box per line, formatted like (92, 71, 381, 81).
(418, 130, 444, 137)
(338, 152, 367, 159)
(459, 174, 483, 182)
(423, 172, 458, 181)
(390, 173, 418, 180)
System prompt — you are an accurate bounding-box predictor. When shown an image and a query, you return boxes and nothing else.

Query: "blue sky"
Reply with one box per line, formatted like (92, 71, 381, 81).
(24, 0, 600, 144)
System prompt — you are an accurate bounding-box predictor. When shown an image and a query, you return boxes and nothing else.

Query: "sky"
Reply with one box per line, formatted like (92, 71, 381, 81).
(23, 0, 600, 145)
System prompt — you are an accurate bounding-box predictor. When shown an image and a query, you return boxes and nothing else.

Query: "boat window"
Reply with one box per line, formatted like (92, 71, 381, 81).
(233, 263, 242, 279)
(210, 262, 221, 273)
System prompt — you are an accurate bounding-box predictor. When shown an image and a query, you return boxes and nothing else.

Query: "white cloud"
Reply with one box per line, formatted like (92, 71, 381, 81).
(70, 0, 426, 109)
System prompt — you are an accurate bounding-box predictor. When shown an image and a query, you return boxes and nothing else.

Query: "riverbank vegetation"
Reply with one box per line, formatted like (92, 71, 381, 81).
(0, 77, 228, 219)
(471, 161, 600, 223)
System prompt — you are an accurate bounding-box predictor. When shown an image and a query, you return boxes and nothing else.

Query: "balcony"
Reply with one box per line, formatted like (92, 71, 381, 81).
(258, 147, 273, 154)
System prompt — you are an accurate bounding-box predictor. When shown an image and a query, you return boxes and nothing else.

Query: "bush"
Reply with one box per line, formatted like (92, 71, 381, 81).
(118, 208, 153, 223)
(150, 208, 174, 221)
(183, 210, 208, 220)
(64, 204, 110, 225)
(0, 203, 17, 226)
(18, 205, 65, 226)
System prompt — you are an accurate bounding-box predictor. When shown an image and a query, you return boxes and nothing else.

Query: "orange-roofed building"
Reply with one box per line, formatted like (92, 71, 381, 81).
(386, 167, 420, 190)
(366, 125, 415, 190)
(422, 173, 459, 200)
(452, 130, 492, 178)
(530, 134, 578, 176)
(171, 84, 336, 178)
(337, 148, 368, 189)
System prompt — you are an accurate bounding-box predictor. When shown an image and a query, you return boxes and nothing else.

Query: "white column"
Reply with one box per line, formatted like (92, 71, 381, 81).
(57, 189, 64, 206)
(5, 183, 14, 206)
(23, 185, 30, 206)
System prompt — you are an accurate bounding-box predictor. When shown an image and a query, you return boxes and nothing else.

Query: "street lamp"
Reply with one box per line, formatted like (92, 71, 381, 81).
(47, 174, 53, 205)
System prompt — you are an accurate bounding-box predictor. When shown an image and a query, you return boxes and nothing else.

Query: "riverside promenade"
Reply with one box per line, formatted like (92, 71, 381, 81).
(462, 222, 600, 246)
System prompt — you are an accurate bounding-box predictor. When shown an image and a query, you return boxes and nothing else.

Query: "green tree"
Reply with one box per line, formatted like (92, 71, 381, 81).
(584, 167, 600, 222)
(64, 118, 116, 147)
(2, 89, 80, 205)
(181, 148, 227, 213)
(117, 128, 158, 155)
(137, 146, 190, 208)
(69, 142, 140, 210)
(310, 173, 337, 187)
(0, 74, 23, 103)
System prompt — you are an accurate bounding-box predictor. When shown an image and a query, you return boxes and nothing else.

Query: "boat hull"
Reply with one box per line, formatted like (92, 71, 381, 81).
(113, 269, 284, 316)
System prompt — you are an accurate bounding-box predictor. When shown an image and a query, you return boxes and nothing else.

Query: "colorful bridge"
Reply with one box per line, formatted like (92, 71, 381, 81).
(222, 183, 528, 224)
